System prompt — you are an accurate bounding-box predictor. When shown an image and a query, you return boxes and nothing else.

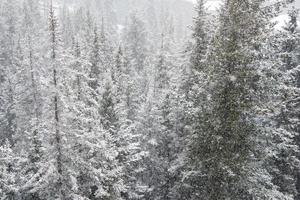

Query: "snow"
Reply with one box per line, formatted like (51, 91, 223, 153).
(272, 14, 300, 30)
(273, 14, 289, 30)
(185, 0, 223, 11)
(204, 0, 223, 11)
(117, 24, 125, 35)
(186, 0, 300, 13)
(229, 75, 236, 82)
(185, 0, 196, 3)
(0, 0, 299, 199)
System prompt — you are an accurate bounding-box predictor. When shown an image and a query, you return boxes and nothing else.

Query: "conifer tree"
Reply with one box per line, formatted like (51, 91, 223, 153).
(89, 26, 101, 92)
(271, 6, 300, 198)
(111, 44, 149, 199)
(179, 1, 211, 198)
(0, 140, 19, 199)
(18, 1, 44, 198)
(0, 0, 21, 145)
(188, 0, 293, 199)
(190, 0, 209, 72)
(123, 16, 151, 197)
(48, 2, 66, 198)
(124, 12, 148, 74)
(0, 0, 299, 199)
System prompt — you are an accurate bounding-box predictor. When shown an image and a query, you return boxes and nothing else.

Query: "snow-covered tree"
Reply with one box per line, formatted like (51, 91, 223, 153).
(187, 0, 295, 199)
(190, 0, 210, 72)
(0, 140, 19, 199)
(0, 0, 299, 199)
(0, 0, 21, 145)
(45, 2, 68, 198)
(270, 6, 300, 198)
(124, 12, 148, 74)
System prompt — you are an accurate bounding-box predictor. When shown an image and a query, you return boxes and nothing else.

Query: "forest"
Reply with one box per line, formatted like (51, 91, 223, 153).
(0, 0, 299, 199)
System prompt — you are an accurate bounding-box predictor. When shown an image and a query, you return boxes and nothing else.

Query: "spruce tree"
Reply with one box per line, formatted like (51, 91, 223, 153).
(48, 2, 66, 198)
(271, 6, 300, 198)
(190, 0, 209, 72)
(188, 0, 292, 199)
(0, 0, 21, 145)
(180, 1, 211, 198)
(0, 140, 18, 199)
(18, 1, 44, 198)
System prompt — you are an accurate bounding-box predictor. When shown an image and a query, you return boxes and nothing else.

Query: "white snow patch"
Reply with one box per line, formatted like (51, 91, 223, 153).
(272, 14, 290, 30)
(272, 14, 300, 30)
(185, 0, 196, 3)
(205, 1, 223, 11)
(229, 75, 237, 82)
(148, 138, 158, 146)
(185, 0, 223, 11)
(117, 24, 125, 35)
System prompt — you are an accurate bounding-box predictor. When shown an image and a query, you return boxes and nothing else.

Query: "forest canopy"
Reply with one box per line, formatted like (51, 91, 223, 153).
(0, 0, 299, 199)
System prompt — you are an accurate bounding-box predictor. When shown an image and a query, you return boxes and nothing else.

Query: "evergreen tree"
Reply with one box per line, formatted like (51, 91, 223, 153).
(0, 140, 19, 199)
(143, 33, 182, 200)
(190, 0, 209, 72)
(0, 0, 299, 199)
(18, 1, 44, 199)
(179, 1, 212, 198)
(124, 12, 148, 74)
(0, 0, 21, 145)
(99, 21, 114, 76)
(100, 82, 119, 136)
(98, 80, 124, 200)
(47, 2, 67, 198)
(271, 6, 300, 198)
(187, 0, 293, 199)
(111, 44, 150, 199)
(89, 26, 101, 92)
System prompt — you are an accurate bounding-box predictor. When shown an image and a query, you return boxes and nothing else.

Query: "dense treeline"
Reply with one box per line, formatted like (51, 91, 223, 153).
(0, 0, 299, 199)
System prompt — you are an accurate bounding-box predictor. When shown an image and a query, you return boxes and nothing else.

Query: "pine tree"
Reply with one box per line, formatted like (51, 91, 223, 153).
(18, 1, 44, 198)
(270, 6, 300, 198)
(99, 21, 114, 76)
(111, 44, 150, 199)
(23, 3, 85, 199)
(178, 1, 212, 198)
(69, 18, 125, 199)
(48, 2, 66, 198)
(0, 0, 21, 145)
(124, 12, 148, 74)
(89, 26, 101, 92)
(0, 140, 18, 199)
(190, 0, 209, 72)
(1, 0, 299, 199)
(187, 0, 293, 199)
(111, 46, 124, 92)
(98, 80, 124, 200)
(143, 33, 181, 200)
(100, 82, 119, 136)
